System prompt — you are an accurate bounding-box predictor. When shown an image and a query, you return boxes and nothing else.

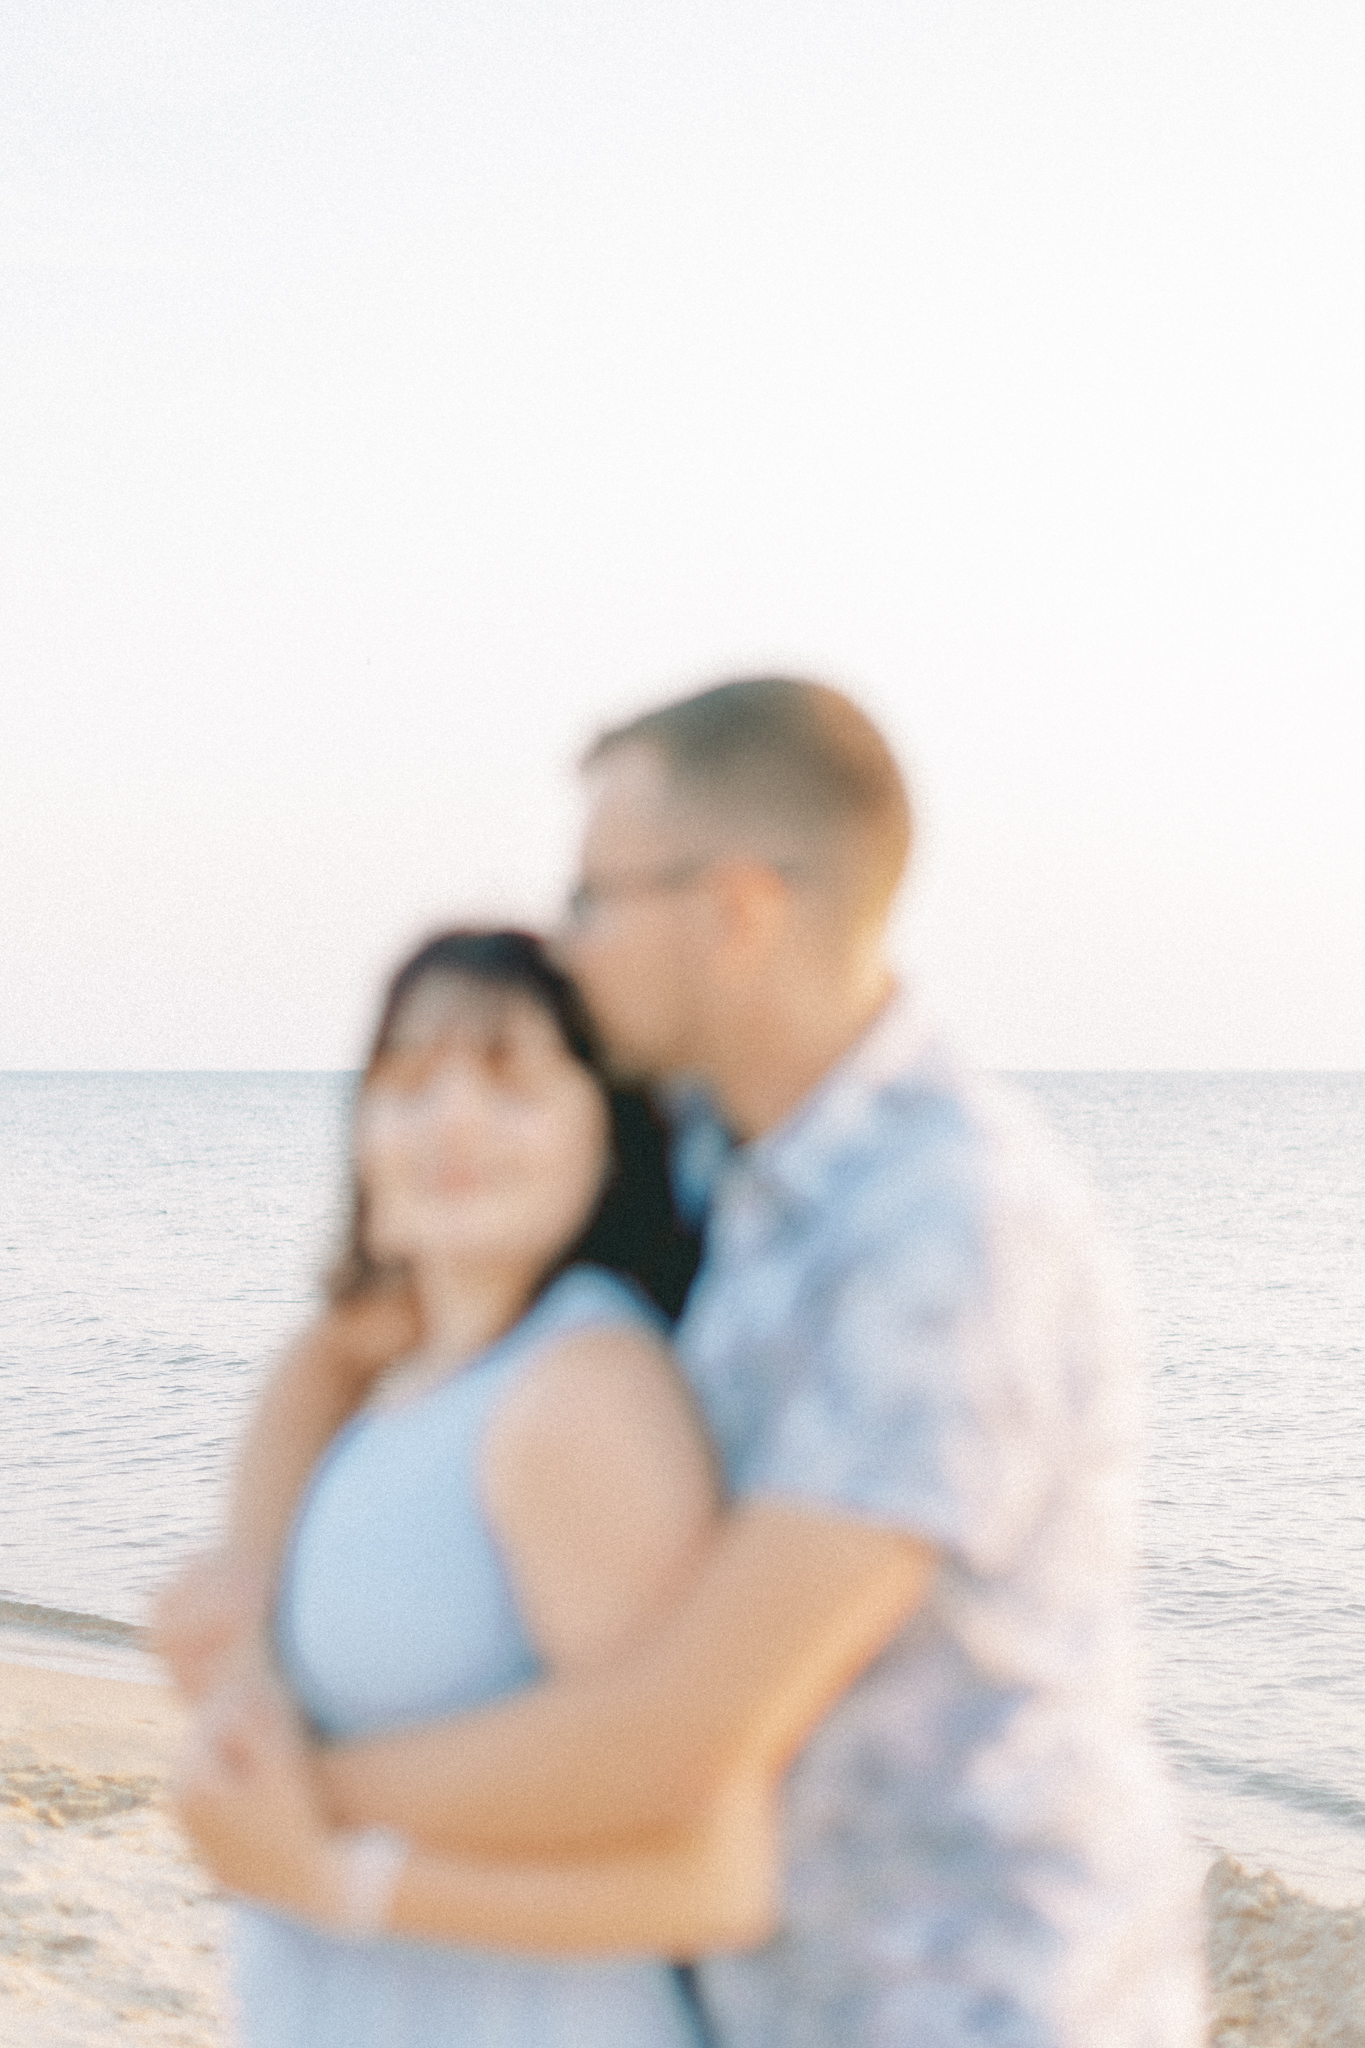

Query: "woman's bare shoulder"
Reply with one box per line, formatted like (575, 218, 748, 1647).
(515, 1312, 689, 1403)
(486, 1316, 717, 1519)
(481, 1316, 720, 1672)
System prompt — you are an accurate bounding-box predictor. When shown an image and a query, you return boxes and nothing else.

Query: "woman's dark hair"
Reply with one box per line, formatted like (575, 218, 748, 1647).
(328, 929, 700, 1321)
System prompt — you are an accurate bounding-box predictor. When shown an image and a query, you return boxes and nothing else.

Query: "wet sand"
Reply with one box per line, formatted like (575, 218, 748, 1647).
(2, 1657, 1362, 2046)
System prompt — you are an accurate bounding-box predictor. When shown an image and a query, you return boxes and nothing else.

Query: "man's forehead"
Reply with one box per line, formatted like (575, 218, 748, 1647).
(580, 744, 690, 854)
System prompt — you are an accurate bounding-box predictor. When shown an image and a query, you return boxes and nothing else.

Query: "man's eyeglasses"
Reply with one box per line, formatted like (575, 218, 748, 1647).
(565, 858, 715, 929)
(565, 855, 807, 928)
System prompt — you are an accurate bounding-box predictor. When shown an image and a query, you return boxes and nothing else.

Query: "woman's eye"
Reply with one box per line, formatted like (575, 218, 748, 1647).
(368, 1028, 554, 1100)
(481, 1036, 544, 1094)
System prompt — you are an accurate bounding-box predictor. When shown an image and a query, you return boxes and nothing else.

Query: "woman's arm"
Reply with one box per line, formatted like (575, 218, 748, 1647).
(297, 1320, 931, 1875)
(479, 1321, 722, 1671)
(178, 1694, 775, 1957)
(177, 1313, 781, 1954)
(153, 1289, 418, 1699)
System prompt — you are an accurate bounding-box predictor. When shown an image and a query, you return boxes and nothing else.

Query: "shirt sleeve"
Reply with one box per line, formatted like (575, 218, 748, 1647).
(745, 1192, 1066, 1577)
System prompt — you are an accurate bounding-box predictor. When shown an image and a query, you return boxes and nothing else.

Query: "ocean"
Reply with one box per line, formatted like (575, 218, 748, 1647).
(1, 1070, 1362, 1904)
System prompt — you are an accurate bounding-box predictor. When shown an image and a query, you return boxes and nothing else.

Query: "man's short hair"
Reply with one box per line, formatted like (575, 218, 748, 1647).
(583, 676, 912, 913)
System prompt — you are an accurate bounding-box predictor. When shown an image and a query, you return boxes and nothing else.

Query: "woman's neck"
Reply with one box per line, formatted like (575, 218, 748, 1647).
(411, 1259, 542, 1369)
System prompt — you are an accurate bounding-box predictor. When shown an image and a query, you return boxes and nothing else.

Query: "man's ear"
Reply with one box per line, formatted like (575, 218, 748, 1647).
(705, 860, 792, 975)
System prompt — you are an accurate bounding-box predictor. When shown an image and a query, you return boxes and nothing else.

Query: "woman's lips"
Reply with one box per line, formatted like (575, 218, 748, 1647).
(426, 1169, 498, 1195)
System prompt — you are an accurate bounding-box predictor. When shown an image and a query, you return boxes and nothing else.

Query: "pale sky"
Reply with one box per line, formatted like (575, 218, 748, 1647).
(3, 2, 1362, 1071)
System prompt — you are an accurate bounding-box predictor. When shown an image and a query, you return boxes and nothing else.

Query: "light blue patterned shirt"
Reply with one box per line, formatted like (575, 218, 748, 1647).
(676, 990, 1206, 2048)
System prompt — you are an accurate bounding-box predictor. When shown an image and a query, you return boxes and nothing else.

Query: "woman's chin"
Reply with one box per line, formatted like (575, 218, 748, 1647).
(402, 1234, 565, 1278)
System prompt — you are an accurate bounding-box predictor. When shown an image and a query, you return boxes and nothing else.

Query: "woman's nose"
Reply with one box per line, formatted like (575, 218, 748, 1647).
(422, 1062, 491, 1130)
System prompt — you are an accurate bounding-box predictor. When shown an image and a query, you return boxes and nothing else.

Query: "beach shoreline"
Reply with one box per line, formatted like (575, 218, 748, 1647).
(2, 1655, 1362, 2048)
(0, 1600, 159, 1690)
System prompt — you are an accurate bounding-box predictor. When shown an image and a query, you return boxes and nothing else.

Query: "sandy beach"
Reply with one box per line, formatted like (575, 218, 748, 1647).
(2, 1657, 1362, 2047)
(0, 1659, 227, 2047)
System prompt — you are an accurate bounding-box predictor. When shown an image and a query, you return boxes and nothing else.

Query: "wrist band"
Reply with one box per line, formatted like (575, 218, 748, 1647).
(330, 1826, 410, 1935)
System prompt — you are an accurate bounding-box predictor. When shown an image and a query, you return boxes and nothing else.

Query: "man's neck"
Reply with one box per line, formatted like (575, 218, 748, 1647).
(706, 958, 898, 1142)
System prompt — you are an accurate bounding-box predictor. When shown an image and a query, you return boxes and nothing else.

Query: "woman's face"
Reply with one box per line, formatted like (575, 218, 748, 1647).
(356, 973, 611, 1280)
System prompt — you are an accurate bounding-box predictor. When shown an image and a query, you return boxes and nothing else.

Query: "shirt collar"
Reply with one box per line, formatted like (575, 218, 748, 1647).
(723, 981, 939, 1216)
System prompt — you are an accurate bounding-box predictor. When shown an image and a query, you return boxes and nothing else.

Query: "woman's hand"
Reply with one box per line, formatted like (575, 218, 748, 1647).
(151, 1550, 273, 1703)
(175, 1683, 339, 1924)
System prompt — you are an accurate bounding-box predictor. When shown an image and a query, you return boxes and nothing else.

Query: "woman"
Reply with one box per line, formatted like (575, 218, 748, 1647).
(177, 929, 775, 2048)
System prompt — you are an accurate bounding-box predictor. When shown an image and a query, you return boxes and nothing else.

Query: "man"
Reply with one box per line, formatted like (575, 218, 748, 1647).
(161, 677, 1206, 2044)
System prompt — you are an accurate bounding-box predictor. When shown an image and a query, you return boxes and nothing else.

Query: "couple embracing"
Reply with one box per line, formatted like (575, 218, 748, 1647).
(159, 677, 1206, 2047)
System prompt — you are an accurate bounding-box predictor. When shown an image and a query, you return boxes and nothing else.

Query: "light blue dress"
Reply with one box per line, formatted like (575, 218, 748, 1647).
(233, 1265, 704, 2048)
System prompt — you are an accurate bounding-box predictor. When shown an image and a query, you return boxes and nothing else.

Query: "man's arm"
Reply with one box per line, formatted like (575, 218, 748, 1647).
(178, 1690, 779, 1957)
(319, 1499, 938, 1856)
(153, 1291, 416, 1698)
(385, 1778, 778, 1955)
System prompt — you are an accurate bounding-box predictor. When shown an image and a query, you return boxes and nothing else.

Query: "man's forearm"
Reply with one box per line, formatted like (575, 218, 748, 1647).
(318, 1655, 705, 1857)
(387, 1778, 776, 1957)
(317, 1502, 936, 1859)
